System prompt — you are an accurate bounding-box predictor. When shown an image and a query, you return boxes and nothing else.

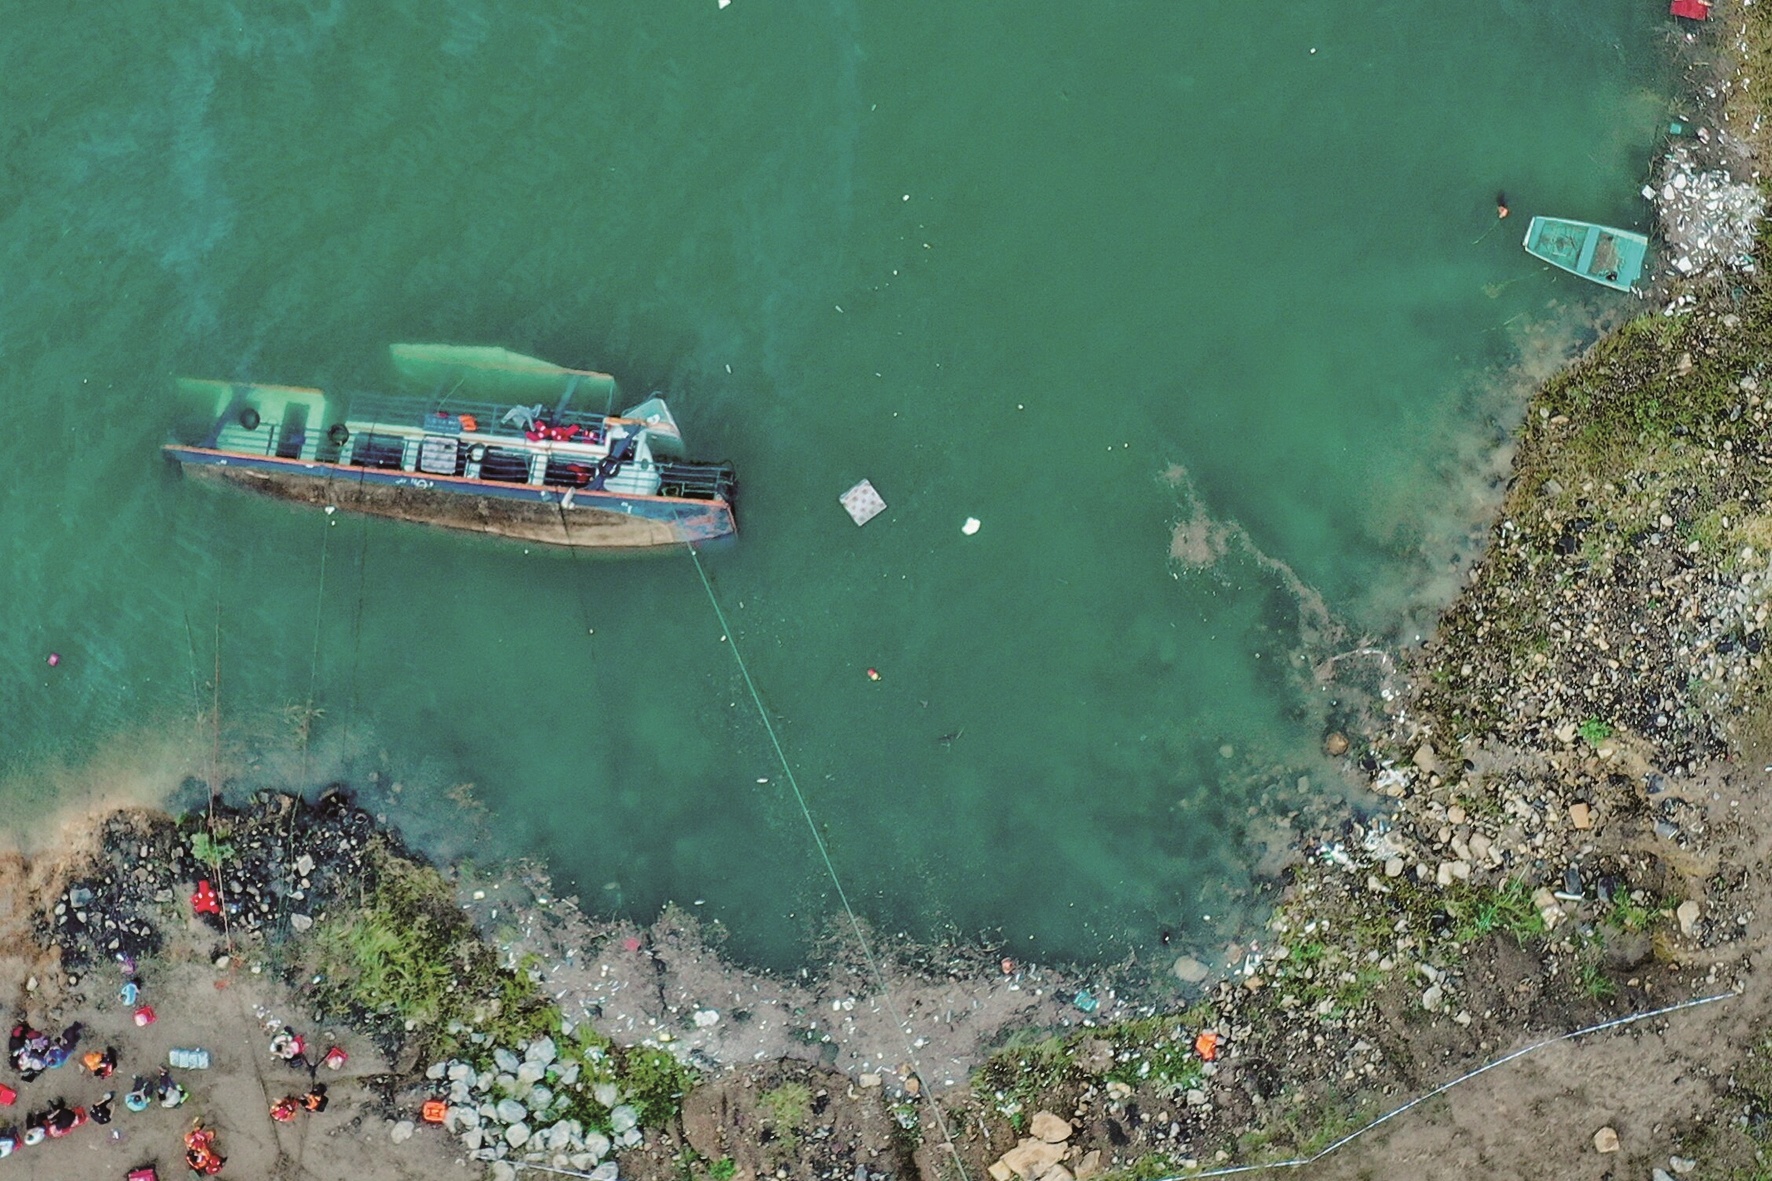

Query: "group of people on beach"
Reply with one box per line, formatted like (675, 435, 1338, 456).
(266, 1024, 332, 1123)
(0, 957, 223, 1170)
(2, 1014, 201, 1154)
(7, 1019, 83, 1080)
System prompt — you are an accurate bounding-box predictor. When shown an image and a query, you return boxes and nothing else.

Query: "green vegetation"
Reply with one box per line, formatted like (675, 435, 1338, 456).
(298, 843, 696, 1129)
(1097, 1153, 1190, 1181)
(1604, 889, 1670, 934)
(708, 1158, 737, 1181)
(624, 1045, 698, 1129)
(1575, 954, 1618, 1001)
(189, 830, 235, 870)
(1444, 878, 1547, 946)
(1101, 1024, 1207, 1099)
(1577, 717, 1614, 745)
(759, 1081, 813, 1148)
(1235, 1085, 1376, 1164)
(974, 1006, 1227, 1124)
(975, 1033, 1079, 1124)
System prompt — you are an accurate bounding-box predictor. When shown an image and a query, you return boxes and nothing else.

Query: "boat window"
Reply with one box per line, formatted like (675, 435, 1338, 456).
(351, 433, 408, 471)
(477, 446, 535, 484)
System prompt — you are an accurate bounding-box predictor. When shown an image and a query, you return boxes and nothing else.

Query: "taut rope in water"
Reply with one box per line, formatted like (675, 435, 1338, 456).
(685, 542, 973, 1181)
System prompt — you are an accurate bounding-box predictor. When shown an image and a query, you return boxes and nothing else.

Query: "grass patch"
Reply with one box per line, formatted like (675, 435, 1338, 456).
(974, 1034, 1078, 1126)
(1236, 1085, 1375, 1164)
(759, 1081, 813, 1148)
(973, 1006, 1226, 1122)
(1444, 879, 1547, 946)
(1577, 717, 1614, 745)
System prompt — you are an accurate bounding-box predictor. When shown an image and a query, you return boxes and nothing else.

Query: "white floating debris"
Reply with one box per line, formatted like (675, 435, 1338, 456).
(840, 479, 887, 526)
(718, 0, 729, 7)
(961, 517, 981, 535)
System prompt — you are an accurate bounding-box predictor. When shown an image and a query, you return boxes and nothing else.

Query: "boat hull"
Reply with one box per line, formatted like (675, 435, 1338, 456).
(1522, 216, 1649, 292)
(166, 445, 735, 550)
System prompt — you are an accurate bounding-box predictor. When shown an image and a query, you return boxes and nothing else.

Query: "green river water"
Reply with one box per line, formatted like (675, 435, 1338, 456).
(0, 1, 1669, 970)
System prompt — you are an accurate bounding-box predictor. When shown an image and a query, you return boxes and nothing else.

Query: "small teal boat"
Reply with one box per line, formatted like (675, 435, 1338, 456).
(1523, 216, 1649, 292)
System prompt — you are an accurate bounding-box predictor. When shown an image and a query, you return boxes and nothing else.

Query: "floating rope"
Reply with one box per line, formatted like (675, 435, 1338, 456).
(685, 542, 972, 1181)
(301, 509, 332, 783)
(1179, 989, 1736, 1179)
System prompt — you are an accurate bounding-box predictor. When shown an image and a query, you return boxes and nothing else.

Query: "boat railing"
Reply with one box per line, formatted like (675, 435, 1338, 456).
(656, 461, 736, 502)
(345, 392, 609, 440)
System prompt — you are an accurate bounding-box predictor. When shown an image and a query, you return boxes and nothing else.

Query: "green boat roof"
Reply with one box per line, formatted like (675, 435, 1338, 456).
(389, 343, 618, 409)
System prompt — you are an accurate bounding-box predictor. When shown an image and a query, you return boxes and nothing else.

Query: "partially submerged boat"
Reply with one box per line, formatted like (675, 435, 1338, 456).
(164, 345, 736, 550)
(1522, 216, 1649, 293)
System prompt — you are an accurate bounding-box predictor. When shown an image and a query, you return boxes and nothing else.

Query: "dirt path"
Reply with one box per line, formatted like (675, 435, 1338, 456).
(1289, 768, 1772, 1181)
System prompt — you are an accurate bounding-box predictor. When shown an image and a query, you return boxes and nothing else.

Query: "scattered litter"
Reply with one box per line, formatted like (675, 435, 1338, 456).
(962, 517, 981, 535)
(1657, 145, 1765, 278)
(45, 653, 59, 667)
(866, 668, 882, 682)
(1194, 1031, 1220, 1061)
(1072, 989, 1098, 1013)
(840, 479, 887, 526)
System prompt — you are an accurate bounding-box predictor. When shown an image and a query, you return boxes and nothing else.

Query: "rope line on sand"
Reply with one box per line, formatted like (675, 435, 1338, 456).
(1177, 990, 1736, 1179)
(685, 542, 971, 1181)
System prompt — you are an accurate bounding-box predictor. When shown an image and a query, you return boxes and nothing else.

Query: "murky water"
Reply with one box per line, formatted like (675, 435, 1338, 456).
(0, 0, 1670, 968)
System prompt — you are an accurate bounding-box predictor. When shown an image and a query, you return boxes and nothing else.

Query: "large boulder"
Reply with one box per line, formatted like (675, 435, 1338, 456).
(1030, 1112, 1073, 1143)
(999, 1138, 1065, 1179)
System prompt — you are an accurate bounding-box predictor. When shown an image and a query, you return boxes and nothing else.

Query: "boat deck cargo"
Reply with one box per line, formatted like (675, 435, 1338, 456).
(164, 344, 736, 550)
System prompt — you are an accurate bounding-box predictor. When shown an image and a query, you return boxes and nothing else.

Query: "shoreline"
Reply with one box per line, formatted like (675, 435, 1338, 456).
(5, 15, 1772, 1181)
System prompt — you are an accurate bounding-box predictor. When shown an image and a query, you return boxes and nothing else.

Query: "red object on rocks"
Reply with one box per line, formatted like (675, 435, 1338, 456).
(128, 1169, 160, 1181)
(191, 880, 221, 916)
(321, 1045, 348, 1071)
(1671, 0, 1711, 18)
(0, 1083, 14, 1106)
(132, 1005, 156, 1027)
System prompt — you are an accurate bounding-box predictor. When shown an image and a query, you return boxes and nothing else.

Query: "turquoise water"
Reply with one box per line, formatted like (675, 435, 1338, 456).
(0, 2, 1668, 969)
